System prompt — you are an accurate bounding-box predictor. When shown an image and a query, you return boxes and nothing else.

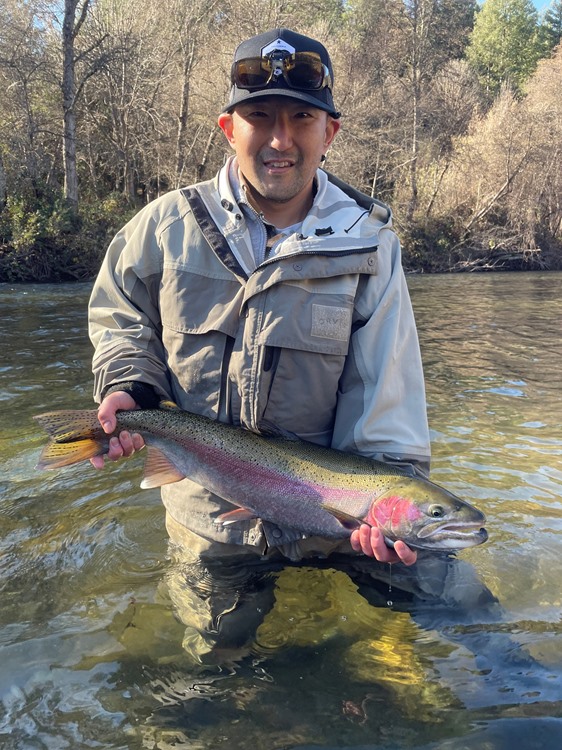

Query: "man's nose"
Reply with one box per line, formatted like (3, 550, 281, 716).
(269, 115, 294, 151)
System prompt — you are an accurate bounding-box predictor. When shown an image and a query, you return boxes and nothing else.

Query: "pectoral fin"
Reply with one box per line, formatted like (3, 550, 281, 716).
(320, 503, 364, 531)
(140, 446, 185, 488)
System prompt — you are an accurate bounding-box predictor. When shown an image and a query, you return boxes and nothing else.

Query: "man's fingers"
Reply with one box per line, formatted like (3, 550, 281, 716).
(349, 524, 380, 558)
(117, 431, 133, 456)
(350, 528, 362, 552)
(108, 436, 124, 459)
(367, 526, 391, 560)
(361, 524, 377, 557)
(393, 540, 417, 566)
(90, 431, 145, 470)
(113, 431, 145, 457)
(131, 432, 145, 451)
(350, 524, 417, 566)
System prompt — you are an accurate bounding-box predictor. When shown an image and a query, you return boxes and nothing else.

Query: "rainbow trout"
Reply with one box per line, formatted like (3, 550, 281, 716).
(34, 405, 487, 551)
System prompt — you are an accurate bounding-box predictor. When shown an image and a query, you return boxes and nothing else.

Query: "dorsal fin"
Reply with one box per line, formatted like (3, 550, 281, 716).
(257, 420, 301, 441)
(158, 400, 180, 411)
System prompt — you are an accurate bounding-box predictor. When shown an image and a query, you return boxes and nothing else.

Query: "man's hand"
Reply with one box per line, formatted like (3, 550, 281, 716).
(350, 524, 417, 565)
(90, 391, 145, 469)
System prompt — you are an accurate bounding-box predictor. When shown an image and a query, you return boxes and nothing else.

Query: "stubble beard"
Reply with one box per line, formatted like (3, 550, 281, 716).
(251, 153, 312, 205)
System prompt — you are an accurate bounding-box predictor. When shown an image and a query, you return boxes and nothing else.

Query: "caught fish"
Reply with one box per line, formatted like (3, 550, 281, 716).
(34, 404, 487, 551)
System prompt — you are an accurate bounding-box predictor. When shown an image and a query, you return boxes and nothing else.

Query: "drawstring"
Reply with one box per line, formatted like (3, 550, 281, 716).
(344, 210, 369, 234)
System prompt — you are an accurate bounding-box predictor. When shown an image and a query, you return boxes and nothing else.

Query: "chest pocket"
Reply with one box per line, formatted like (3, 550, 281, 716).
(255, 279, 357, 445)
(160, 265, 244, 416)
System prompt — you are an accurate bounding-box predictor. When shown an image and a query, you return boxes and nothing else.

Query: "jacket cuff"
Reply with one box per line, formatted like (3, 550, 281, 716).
(102, 381, 161, 409)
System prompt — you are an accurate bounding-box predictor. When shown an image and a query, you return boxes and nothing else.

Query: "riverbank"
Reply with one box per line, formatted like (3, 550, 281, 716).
(1, 227, 559, 283)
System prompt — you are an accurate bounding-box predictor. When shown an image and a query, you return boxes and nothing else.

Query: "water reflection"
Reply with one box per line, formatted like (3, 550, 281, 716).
(1, 275, 562, 749)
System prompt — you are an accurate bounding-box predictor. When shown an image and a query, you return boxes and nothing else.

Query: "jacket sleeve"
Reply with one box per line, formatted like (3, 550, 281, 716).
(88, 204, 173, 404)
(331, 227, 431, 476)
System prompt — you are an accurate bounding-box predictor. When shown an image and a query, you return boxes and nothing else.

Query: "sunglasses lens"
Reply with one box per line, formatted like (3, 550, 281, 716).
(286, 53, 325, 89)
(234, 58, 271, 88)
(233, 52, 329, 91)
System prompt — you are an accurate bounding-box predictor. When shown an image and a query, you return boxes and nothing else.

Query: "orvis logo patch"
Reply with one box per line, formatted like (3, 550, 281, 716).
(311, 304, 351, 341)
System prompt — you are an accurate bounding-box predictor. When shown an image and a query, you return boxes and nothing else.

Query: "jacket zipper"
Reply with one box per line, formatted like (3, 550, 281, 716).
(251, 244, 379, 274)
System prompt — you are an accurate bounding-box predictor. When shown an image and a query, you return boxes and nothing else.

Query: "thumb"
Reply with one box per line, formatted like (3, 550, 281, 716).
(97, 402, 117, 434)
(97, 391, 138, 434)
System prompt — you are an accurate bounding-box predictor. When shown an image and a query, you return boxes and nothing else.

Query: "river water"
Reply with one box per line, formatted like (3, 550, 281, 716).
(1, 273, 561, 749)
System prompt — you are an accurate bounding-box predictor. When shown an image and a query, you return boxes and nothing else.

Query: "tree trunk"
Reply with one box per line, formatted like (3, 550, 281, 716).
(61, 0, 91, 214)
(62, 0, 78, 211)
(62, 101, 78, 211)
(0, 151, 6, 207)
(196, 128, 218, 182)
(174, 41, 195, 188)
(406, 80, 419, 223)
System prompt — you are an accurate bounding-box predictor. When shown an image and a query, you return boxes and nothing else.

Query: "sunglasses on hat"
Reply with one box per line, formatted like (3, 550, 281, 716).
(231, 50, 333, 92)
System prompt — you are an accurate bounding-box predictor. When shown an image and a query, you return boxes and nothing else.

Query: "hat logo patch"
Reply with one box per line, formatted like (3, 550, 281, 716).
(261, 39, 296, 56)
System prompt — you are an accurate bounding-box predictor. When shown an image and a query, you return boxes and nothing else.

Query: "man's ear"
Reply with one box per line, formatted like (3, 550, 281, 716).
(324, 117, 341, 151)
(218, 113, 235, 146)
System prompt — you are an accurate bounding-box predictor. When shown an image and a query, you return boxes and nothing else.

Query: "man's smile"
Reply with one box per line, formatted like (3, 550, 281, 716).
(262, 158, 296, 171)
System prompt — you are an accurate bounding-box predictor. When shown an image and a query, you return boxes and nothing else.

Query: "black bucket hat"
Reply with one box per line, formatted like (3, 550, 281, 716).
(222, 28, 340, 118)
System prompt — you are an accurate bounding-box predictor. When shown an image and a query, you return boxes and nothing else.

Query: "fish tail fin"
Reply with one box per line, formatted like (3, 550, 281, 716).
(34, 410, 108, 469)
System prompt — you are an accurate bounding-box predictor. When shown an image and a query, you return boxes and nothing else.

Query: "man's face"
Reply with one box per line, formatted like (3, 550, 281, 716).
(218, 97, 340, 209)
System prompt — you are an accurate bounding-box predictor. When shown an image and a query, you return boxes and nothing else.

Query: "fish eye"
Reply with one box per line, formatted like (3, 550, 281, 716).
(429, 505, 445, 518)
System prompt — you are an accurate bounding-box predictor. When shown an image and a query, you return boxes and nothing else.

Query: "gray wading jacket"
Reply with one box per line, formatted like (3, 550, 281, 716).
(89, 162, 431, 550)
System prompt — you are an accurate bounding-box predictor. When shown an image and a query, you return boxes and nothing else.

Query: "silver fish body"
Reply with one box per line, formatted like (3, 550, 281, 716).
(35, 405, 488, 551)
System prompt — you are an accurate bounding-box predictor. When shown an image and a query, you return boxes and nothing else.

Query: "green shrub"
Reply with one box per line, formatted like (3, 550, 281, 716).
(401, 218, 465, 272)
(0, 190, 138, 282)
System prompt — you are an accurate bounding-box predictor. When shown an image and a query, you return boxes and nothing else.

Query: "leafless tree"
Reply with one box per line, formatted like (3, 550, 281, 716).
(0, 0, 53, 197)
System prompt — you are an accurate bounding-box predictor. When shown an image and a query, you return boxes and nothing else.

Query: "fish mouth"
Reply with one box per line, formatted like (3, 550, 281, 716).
(416, 522, 488, 549)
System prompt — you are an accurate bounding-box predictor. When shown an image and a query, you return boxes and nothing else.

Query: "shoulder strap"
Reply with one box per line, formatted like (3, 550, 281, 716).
(180, 186, 248, 281)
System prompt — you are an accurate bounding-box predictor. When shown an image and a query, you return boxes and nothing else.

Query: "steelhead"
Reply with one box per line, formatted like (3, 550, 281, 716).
(34, 405, 488, 551)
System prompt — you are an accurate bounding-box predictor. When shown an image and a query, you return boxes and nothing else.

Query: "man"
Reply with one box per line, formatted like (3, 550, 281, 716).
(89, 29, 431, 659)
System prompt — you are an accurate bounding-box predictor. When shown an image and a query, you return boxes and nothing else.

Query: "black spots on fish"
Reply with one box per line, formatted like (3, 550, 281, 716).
(34, 410, 108, 469)
(34, 409, 101, 442)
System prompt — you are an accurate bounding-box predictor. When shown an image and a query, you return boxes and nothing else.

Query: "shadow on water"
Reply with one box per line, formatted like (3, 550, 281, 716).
(1, 275, 562, 749)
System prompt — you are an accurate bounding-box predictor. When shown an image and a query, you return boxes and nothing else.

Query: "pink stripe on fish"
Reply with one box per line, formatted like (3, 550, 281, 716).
(184, 438, 320, 499)
(180, 437, 373, 508)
